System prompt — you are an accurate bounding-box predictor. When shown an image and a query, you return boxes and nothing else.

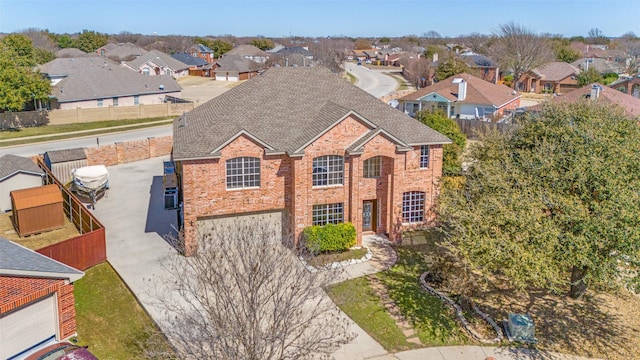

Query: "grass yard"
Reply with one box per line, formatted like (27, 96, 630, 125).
(74, 262, 171, 359)
(378, 245, 468, 346)
(307, 247, 367, 268)
(346, 72, 357, 84)
(0, 117, 173, 146)
(327, 277, 417, 352)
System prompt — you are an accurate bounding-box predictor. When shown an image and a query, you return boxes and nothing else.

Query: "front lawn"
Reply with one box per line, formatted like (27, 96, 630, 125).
(74, 262, 171, 359)
(327, 277, 417, 352)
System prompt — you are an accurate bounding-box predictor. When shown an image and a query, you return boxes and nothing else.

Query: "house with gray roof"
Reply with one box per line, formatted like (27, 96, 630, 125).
(276, 46, 314, 59)
(122, 50, 190, 79)
(0, 238, 84, 359)
(225, 44, 270, 64)
(172, 66, 450, 255)
(39, 57, 182, 110)
(213, 54, 263, 81)
(0, 155, 44, 211)
(186, 43, 215, 63)
(96, 42, 147, 61)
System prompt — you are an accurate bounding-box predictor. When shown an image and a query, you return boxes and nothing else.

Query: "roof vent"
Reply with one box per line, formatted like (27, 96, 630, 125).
(159, 84, 165, 90)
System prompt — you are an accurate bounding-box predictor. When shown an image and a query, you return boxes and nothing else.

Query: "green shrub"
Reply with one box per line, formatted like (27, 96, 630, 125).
(303, 222, 356, 253)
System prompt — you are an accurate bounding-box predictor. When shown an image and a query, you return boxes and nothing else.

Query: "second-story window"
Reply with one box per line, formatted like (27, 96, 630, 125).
(226, 157, 260, 189)
(312, 155, 343, 187)
(363, 156, 381, 178)
(420, 146, 430, 169)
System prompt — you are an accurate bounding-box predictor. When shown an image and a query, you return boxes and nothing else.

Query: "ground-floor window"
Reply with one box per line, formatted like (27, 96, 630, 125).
(312, 203, 344, 226)
(402, 191, 425, 223)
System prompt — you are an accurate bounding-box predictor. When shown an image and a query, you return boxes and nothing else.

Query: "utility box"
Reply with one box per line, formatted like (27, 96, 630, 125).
(507, 313, 536, 343)
(11, 184, 64, 236)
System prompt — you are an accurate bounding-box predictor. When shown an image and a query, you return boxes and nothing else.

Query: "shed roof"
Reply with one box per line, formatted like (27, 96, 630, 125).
(45, 148, 87, 163)
(11, 184, 63, 211)
(0, 154, 43, 182)
(0, 237, 83, 282)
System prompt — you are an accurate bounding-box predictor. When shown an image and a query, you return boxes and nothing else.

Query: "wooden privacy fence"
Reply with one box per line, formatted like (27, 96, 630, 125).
(36, 159, 107, 271)
(454, 118, 516, 140)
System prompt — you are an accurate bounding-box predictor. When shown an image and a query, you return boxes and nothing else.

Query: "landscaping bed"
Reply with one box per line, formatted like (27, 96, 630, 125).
(306, 247, 367, 268)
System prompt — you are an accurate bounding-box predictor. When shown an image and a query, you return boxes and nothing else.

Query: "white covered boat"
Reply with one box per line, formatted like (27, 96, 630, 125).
(71, 165, 109, 204)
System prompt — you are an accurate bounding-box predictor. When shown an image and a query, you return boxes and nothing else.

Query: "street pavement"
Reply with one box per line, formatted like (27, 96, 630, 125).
(92, 156, 600, 360)
(344, 62, 399, 98)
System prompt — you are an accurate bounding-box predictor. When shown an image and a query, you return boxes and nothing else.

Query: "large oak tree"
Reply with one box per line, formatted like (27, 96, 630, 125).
(438, 102, 640, 299)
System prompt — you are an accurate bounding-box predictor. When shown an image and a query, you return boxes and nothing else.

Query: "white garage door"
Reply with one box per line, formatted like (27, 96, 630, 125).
(0, 295, 57, 359)
(197, 210, 284, 242)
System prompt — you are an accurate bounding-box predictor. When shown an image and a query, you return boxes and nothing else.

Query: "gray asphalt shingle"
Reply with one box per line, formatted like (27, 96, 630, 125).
(173, 66, 450, 160)
(0, 155, 43, 181)
(0, 238, 83, 279)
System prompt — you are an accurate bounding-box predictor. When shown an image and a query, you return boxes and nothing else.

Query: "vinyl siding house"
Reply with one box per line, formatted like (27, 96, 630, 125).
(172, 67, 451, 255)
(39, 57, 182, 110)
(399, 73, 521, 120)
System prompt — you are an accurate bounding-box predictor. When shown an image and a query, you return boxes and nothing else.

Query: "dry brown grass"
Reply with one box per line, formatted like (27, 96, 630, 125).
(0, 211, 80, 250)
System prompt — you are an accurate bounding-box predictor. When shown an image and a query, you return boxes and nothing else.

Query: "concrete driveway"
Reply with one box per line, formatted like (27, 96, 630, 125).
(344, 62, 399, 98)
(92, 156, 386, 359)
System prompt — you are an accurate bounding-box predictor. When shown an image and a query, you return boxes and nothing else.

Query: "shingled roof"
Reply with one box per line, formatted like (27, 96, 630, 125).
(530, 62, 581, 81)
(226, 44, 269, 57)
(399, 73, 520, 107)
(213, 55, 263, 73)
(125, 50, 190, 72)
(0, 155, 43, 181)
(172, 52, 208, 66)
(173, 67, 450, 160)
(44, 148, 87, 163)
(531, 83, 640, 118)
(0, 238, 83, 282)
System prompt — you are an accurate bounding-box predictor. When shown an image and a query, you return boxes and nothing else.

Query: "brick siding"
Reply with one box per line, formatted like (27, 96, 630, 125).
(0, 276, 78, 339)
(180, 114, 444, 254)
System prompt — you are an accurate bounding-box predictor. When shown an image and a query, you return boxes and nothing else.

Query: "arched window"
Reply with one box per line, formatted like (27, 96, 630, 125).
(312, 155, 343, 186)
(363, 156, 381, 178)
(226, 157, 260, 189)
(402, 191, 425, 223)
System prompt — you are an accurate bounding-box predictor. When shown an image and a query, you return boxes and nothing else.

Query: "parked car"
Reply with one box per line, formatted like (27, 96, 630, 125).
(25, 342, 98, 360)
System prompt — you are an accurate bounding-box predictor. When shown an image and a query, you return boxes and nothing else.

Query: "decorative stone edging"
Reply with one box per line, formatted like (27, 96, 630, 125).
(301, 246, 372, 273)
(419, 272, 504, 344)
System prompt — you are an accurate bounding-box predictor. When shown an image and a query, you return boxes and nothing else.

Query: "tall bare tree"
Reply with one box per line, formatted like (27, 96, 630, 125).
(144, 218, 353, 360)
(492, 22, 553, 89)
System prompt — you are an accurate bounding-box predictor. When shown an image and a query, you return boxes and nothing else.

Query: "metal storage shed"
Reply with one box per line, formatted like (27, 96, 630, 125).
(11, 184, 64, 236)
(44, 148, 87, 185)
(0, 154, 44, 212)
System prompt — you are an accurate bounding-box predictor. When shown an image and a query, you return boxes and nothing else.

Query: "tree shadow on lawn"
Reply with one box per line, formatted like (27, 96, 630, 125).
(473, 280, 637, 359)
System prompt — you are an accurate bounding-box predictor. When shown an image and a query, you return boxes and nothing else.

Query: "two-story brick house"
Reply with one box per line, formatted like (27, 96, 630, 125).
(172, 67, 450, 255)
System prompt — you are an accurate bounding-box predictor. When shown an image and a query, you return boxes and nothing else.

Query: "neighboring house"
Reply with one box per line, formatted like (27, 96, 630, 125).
(0, 155, 44, 212)
(171, 52, 213, 77)
(172, 67, 451, 255)
(276, 46, 314, 60)
(266, 44, 285, 53)
(213, 55, 263, 81)
(610, 77, 640, 98)
(186, 43, 215, 63)
(122, 50, 190, 78)
(519, 62, 581, 94)
(39, 57, 182, 110)
(225, 44, 270, 64)
(531, 83, 640, 118)
(571, 57, 625, 75)
(96, 42, 147, 62)
(0, 238, 84, 360)
(460, 54, 500, 84)
(398, 73, 521, 119)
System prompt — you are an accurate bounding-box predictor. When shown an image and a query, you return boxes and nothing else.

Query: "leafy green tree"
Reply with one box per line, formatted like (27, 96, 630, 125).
(435, 55, 469, 81)
(577, 67, 602, 86)
(415, 110, 466, 175)
(423, 45, 440, 60)
(438, 102, 640, 299)
(195, 37, 232, 57)
(250, 38, 274, 51)
(379, 37, 391, 44)
(56, 34, 74, 49)
(0, 35, 51, 112)
(550, 38, 581, 63)
(74, 29, 109, 53)
(33, 48, 55, 64)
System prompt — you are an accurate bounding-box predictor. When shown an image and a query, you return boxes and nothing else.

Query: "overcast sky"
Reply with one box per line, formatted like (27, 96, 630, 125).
(1, 0, 638, 38)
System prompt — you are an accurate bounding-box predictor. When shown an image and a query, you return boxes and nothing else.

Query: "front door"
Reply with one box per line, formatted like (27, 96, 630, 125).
(362, 200, 376, 232)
